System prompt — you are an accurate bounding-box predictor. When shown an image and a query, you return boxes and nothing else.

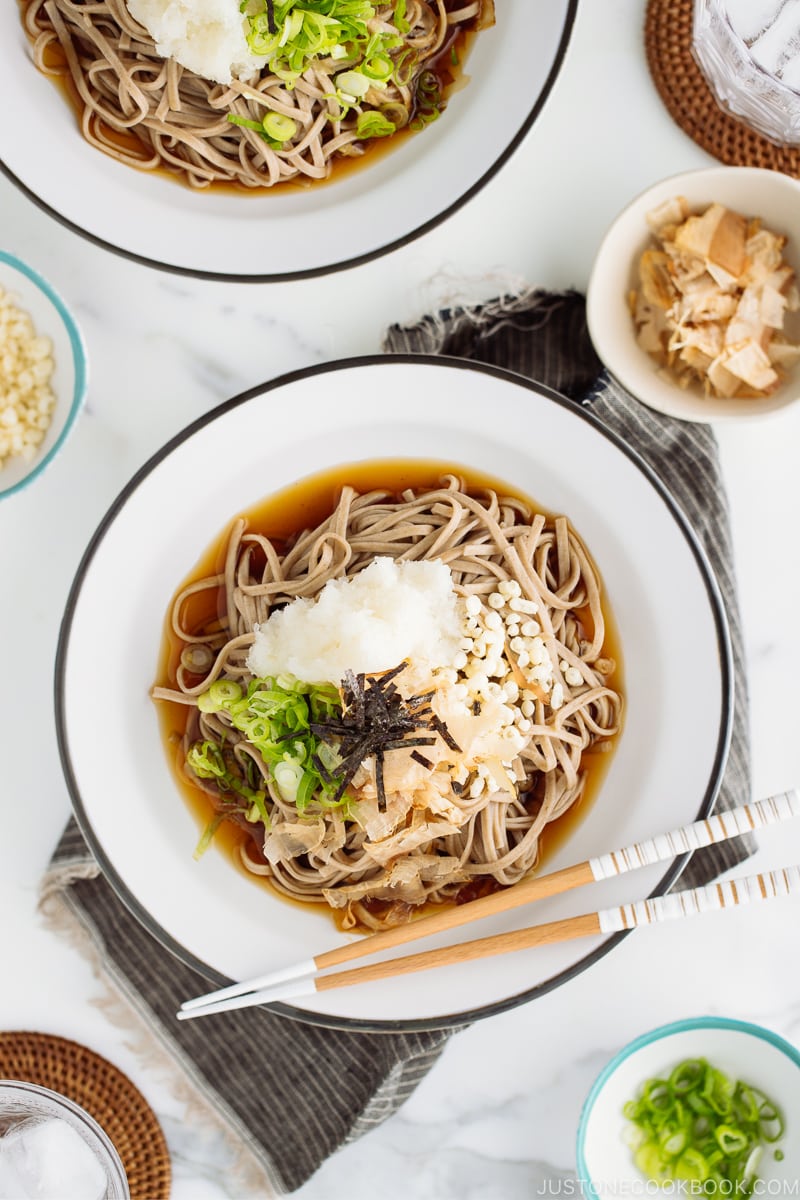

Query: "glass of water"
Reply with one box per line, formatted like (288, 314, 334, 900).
(0, 1081, 129, 1200)
(693, 0, 800, 144)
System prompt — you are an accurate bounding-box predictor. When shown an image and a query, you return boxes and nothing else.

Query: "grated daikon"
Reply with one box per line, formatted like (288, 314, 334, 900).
(125, 0, 265, 85)
(246, 557, 462, 686)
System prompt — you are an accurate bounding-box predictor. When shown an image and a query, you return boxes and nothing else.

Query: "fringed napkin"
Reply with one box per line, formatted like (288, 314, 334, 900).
(41, 815, 454, 1197)
(41, 289, 753, 1196)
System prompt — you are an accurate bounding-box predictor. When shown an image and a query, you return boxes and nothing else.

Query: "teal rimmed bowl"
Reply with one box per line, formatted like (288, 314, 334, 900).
(577, 1017, 800, 1194)
(0, 250, 87, 500)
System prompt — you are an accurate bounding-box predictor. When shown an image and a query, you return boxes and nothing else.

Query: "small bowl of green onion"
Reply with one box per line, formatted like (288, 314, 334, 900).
(577, 1017, 800, 1195)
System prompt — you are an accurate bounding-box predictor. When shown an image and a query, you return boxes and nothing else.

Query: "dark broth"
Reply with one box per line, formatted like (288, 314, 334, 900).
(155, 459, 624, 928)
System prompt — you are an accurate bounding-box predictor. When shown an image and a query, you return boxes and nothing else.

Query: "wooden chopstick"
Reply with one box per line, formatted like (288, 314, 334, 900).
(177, 862, 800, 1019)
(178, 790, 798, 1017)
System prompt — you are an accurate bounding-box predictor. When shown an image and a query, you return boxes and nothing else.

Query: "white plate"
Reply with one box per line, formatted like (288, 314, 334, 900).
(55, 357, 732, 1031)
(578, 1017, 800, 1190)
(0, 3, 576, 280)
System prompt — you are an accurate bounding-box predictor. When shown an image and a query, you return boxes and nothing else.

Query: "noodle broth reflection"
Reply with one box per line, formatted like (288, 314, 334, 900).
(153, 461, 624, 933)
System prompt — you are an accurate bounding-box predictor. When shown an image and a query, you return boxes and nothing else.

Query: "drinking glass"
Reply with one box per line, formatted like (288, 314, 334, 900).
(0, 1080, 129, 1200)
(693, 0, 800, 144)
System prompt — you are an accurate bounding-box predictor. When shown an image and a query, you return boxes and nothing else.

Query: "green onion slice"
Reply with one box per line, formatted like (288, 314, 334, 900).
(262, 110, 298, 141)
(362, 53, 392, 80)
(356, 110, 396, 138)
(226, 113, 268, 133)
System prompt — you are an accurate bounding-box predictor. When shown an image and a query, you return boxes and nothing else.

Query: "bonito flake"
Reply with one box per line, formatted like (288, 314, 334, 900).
(630, 197, 800, 398)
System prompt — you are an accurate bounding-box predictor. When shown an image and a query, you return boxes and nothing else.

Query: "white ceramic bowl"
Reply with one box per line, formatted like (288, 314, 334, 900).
(0, 3, 576, 280)
(587, 167, 800, 422)
(577, 1017, 800, 1193)
(55, 357, 732, 1031)
(0, 251, 87, 501)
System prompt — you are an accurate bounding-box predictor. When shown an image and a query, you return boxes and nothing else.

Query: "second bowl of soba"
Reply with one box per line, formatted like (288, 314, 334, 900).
(2, 2, 577, 278)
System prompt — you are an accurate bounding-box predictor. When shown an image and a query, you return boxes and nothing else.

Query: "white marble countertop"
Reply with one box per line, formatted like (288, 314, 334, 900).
(2, 2, 800, 1197)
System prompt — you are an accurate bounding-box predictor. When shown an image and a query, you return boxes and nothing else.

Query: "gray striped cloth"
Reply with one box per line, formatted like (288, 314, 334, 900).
(42, 290, 752, 1195)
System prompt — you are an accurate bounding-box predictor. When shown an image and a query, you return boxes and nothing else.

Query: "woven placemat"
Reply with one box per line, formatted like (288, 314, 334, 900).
(0, 1031, 171, 1199)
(645, 0, 800, 176)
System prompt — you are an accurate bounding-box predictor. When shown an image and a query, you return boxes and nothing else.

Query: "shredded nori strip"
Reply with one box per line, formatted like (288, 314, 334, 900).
(374, 663, 408, 688)
(310, 752, 334, 784)
(380, 736, 438, 750)
(410, 750, 434, 769)
(375, 748, 386, 812)
(265, 0, 277, 34)
(310, 662, 459, 811)
(430, 714, 462, 753)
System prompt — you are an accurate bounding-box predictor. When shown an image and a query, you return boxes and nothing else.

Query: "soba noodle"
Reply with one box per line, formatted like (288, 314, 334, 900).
(21, 0, 489, 189)
(152, 474, 623, 931)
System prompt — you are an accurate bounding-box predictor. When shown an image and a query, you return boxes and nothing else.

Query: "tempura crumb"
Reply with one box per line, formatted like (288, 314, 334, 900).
(0, 287, 55, 470)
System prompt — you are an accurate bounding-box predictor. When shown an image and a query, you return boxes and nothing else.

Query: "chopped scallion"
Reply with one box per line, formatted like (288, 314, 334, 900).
(262, 110, 298, 141)
(242, 0, 404, 88)
(190, 674, 349, 816)
(356, 110, 396, 138)
(623, 1058, 786, 1196)
(226, 113, 268, 133)
(363, 53, 392, 81)
(335, 69, 369, 99)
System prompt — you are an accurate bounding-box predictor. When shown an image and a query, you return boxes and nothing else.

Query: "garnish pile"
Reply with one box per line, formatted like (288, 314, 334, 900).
(186, 662, 461, 852)
(235, 0, 450, 143)
(624, 1057, 786, 1192)
(308, 663, 461, 812)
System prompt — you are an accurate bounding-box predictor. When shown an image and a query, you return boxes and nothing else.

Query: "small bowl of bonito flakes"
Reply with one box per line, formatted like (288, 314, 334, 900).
(587, 166, 800, 421)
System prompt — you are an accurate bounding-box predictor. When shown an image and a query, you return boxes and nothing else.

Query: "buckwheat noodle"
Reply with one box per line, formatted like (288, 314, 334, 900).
(22, 0, 486, 189)
(153, 476, 623, 931)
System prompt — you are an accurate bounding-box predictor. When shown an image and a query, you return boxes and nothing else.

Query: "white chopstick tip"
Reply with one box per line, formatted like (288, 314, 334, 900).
(179, 956, 318, 1012)
(176, 975, 319, 1021)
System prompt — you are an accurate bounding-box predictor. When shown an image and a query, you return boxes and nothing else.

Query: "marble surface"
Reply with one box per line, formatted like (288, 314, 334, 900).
(2, 1, 800, 1197)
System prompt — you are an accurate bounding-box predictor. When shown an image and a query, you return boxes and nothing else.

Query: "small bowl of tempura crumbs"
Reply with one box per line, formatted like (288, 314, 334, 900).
(0, 250, 88, 500)
(577, 1017, 800, 1195)
(587, 167, 800, 422)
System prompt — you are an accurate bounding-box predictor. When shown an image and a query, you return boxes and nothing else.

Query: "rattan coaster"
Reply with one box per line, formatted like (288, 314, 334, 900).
(645, 0, 800, 177)
(0, 1031, 171, 1199)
